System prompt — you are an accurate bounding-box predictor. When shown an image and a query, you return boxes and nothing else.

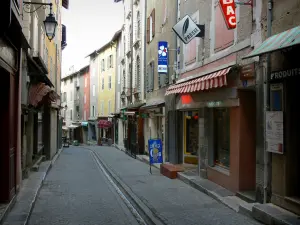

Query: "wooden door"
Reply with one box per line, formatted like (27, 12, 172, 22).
(9, 73, 17, 199)
(0, 69, 16, 202)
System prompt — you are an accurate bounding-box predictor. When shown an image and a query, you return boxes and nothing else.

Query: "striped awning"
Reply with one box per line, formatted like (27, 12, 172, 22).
(28, 83, 58, 107)
(243, 26, 300, 59)
(165, 67, 231, 96)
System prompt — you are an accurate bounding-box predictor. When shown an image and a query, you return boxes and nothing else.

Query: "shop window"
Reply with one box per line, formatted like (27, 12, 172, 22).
(213, 108, 230, 168)
(270, 83, 283, 111)
(184, 112, 199, 156)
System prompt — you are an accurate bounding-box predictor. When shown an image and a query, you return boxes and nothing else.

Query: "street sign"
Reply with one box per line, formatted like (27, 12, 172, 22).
(172, 15, 202, 44)
(158, 41, 168, 73)
(148, 139, 163, 164)
(219, 0, 237, 29)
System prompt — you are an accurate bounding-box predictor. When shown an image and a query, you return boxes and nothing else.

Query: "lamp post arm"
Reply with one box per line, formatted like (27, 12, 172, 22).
(23, 2, 53, 14)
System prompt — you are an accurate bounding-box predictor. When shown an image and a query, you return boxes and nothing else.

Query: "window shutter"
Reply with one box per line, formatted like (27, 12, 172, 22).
(146, 64, 150, 92)
(148, 62, 154, 91)
(214, 3, 234, 52)
(147, 17, 150, 43)
(151, 9, 155, 38)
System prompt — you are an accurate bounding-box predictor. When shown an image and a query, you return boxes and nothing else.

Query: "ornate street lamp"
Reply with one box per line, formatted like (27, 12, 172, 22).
(23, 2, 58, 41)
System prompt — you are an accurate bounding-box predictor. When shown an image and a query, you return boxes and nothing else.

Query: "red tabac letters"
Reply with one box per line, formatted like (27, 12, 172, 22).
(219, 0, 237, 30)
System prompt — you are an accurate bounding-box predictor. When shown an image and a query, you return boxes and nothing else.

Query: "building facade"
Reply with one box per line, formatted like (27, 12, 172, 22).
(243, 0, 300, 216)
(165, 0, 263, 201)
(142, 0, 177, 161)
(118, 0, 146, 156)
(0, 0, 68, 204)
(88, 51, 101, 142)
(114, 28, 124, 147)
(81, 66, 90, 143)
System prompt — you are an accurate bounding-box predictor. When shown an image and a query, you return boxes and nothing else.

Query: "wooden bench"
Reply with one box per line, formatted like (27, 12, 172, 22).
(160, 164, 184, 179)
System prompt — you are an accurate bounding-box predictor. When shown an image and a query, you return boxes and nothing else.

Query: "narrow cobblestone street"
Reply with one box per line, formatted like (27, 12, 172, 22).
(28, 147, 140, 225)
(26, 146, 262, 225)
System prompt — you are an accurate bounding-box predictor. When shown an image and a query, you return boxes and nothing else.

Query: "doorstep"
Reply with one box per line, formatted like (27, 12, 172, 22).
(177, 172, 300, 224)
(177, 172, 258, 218)
(252, 203, 300, 225)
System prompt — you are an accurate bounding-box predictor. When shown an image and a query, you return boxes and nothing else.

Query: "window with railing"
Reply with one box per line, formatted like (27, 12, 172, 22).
(136, 56, 140, 90)
(137, 11, 141, 39)
(108, 76, 112, 89)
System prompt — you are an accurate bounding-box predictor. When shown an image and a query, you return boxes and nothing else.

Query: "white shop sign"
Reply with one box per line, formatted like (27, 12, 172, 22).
(266, 111, 284, 154)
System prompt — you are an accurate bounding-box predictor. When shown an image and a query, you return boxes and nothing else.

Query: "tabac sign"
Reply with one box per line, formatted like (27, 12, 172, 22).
(219, 0, 237, 29)
(172, 15, 204, 44)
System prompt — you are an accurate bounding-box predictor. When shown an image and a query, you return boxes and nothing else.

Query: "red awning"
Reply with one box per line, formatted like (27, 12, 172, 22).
(28, 83, 58, 107)
(62, 0, 69, 9)
(98, 120, 112, 129)
(165, 67, 231, 96)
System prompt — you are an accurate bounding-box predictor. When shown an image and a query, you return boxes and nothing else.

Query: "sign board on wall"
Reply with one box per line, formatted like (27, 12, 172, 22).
(148, 139, 163, 164)
(266, 111, 284, 154)
(172, 15, 201, 44)
(158, 41, 168, 73)
(219, 0, 237, 30)
(270, 68, 300, 81)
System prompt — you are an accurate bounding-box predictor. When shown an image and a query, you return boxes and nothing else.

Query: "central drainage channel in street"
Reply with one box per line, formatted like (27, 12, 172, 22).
(89, 150, 148, 225)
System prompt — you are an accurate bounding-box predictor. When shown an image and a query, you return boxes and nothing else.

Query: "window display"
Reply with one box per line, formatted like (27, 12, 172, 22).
(213, 108, 230, 168)
(185, 112, 199, 156)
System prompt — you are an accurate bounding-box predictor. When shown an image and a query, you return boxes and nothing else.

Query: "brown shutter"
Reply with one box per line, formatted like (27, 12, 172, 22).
(147, 17, 150, 43)
(152, 9, 155, 38)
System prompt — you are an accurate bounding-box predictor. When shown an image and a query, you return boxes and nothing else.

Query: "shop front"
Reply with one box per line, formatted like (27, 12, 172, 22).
(121, 102, 145, 157)
(81, 122, 88, 143)
(166, 66, 256, 193)
(243, 25, 300, 215)
(140, 100, 165, 159)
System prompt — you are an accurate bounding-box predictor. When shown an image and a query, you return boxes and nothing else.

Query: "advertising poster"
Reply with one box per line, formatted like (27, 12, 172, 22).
(266, 111, 284, 154)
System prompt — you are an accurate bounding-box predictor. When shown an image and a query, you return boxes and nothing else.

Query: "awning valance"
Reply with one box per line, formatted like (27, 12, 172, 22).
(140, 100, 165, 109)
(127, 102, 146, 109)
(28, 82, 58, 107)
(81, 122, 88, 126)
(165, 67, 231, 96)
(68, 124, 79, 129)
(243, 26, 300, 59)
(98, 120, 112, 128)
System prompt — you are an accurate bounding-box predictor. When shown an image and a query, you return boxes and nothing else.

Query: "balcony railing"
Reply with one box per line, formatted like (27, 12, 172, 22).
(74, 99, 80, 106)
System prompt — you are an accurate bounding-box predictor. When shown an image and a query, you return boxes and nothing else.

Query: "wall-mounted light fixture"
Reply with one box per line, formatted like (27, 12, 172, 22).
(23, 1, 58, 41)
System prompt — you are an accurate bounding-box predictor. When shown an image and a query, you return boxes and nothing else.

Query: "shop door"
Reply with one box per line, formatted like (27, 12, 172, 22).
(0, 70, 16, 202)
(115, 122, 119, 145)
(286, 76, 300, 199)
(8, 73, 17, 199)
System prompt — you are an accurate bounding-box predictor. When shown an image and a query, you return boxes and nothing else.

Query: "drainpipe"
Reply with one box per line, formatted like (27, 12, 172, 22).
(130, 0, 133, 104)
(143, 0, 147, 100)
(263, 0, 273, 204)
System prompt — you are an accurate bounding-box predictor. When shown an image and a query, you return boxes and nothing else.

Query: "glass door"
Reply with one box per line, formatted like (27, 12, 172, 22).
(183, 111, 199, 164)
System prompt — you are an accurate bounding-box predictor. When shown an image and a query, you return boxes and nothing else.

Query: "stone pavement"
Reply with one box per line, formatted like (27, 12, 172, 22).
(89, 145, 262, 225)
(2, 148, 63, 225)
(28, 147, 139, 225)
(135, 152, 300, 225)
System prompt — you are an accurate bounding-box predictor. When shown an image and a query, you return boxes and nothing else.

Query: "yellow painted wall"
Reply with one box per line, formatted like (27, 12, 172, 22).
(97, 46, 116, 117)
(46, 0, 62, 93)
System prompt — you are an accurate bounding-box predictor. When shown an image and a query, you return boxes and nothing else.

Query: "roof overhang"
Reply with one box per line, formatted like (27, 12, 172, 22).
(243, 26, 300, 59)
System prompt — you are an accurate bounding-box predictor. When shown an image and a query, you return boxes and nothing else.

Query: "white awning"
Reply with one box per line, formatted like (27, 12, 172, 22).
(68, 124, 79, 129)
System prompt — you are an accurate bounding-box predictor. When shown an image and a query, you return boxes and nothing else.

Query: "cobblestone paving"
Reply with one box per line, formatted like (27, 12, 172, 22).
(90, 146, 262, 225)
(28, 147, 139, 225)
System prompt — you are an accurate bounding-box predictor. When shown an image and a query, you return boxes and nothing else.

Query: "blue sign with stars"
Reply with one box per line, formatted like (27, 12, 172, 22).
(158, 41, 168, 73)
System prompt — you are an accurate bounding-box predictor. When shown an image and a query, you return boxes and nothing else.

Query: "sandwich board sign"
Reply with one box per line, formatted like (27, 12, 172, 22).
(172, 15, 203, 44)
